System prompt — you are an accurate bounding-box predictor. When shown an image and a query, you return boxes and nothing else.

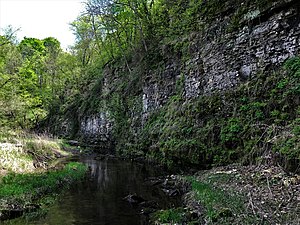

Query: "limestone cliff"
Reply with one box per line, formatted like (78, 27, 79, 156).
(58, 0, 300, 171)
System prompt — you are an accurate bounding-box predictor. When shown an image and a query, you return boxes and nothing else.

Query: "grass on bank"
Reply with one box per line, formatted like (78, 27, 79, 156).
(189, 176, 241, 223)
(0, 129, 87, 221)
(0, 162, 87, 198)
(0, 162, 87, 222)
(154, 172, 260, 225)
(0, 128, 80, 174)
(153, 207, 185, 224)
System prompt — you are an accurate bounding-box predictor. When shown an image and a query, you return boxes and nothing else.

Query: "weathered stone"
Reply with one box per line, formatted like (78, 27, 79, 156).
(79, 112, 112, 146)
(123, 194, 145, 204)
(59, 0, 300, 150)
(142, 0, 300, 115)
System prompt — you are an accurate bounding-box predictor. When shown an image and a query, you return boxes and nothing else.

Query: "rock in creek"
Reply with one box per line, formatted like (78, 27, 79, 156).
(123, 194, 146, 204)
(66, 140, 80, 146)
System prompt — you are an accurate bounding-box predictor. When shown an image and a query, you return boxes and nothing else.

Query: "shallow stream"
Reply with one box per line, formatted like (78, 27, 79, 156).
(7, 156, 179, 225)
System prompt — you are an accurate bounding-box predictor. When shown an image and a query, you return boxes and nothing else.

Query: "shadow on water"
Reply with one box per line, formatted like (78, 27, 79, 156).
(8, 156, 180, 225)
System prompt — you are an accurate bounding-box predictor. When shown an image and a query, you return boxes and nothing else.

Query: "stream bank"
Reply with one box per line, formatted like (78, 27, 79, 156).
(153, 164, 300, 225)
(4, 155, 184, 225)
(1, 134, 299, 225)
(0, 133, 88, 221)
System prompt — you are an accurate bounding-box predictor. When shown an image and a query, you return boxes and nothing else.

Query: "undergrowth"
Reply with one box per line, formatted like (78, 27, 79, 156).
(127, 56, 300, 171)
(0, 131, 72, 173)
(153, 173, 260, 224)
(153, 207, 185, 224)
(187, 176, 253, 224)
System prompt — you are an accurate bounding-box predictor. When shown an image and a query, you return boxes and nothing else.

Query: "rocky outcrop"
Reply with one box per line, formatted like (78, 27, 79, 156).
(79, 112, 113, 147)
(63, 0, 300, 154)
(143, 0, 300, 115)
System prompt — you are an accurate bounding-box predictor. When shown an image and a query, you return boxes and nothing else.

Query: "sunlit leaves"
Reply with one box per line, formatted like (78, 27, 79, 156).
(74, 0, 158, 66)
(0, 33, 82, 129)
(18, 37, 46, 58)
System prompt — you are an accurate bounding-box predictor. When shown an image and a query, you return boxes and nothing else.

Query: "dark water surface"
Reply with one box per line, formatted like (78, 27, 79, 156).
(8, 156, 178, 225)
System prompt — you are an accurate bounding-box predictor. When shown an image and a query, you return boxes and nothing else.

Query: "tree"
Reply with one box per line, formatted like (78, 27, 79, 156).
(71, 16, 96, 67)
(0, 25, 20, 47)
(83, 0, 157, 57)
(0, 33, 83, 129)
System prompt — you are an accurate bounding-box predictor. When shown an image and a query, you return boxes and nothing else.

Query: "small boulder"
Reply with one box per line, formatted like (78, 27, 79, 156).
(123, 194, 145, 204)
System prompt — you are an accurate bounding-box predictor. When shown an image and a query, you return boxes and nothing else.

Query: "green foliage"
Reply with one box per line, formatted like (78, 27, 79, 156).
(239, 101, 267, 121)
(18, 37, 46, 58)
(0, 31, 81, 130)
(153, 207, 185, 224)
(220, 118, 243, 144)
(0, 162, 87, 198)
(284, 57, 300, 77)
(186, 174, 260, 224)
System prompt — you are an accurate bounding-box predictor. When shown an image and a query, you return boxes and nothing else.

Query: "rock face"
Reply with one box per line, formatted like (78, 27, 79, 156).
(80, 113, 112, 143)
(77, 112, 113, 149)
(69, 0, 300, 149)
(143, 0, 300, 113)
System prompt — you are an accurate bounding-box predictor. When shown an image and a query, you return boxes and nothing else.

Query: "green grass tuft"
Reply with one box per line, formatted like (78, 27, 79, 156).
(0, 162, 87, 198)
(154, 207, 185, 224)
(187, 175, 258, 224)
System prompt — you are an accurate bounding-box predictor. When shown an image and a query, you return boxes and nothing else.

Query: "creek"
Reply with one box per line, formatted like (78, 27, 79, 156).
(7, 156, 180, 225)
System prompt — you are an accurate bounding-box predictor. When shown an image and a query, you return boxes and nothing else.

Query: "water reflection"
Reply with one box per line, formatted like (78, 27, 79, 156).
(15, 157, 178, 225)
(87, 159, 109, 189)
